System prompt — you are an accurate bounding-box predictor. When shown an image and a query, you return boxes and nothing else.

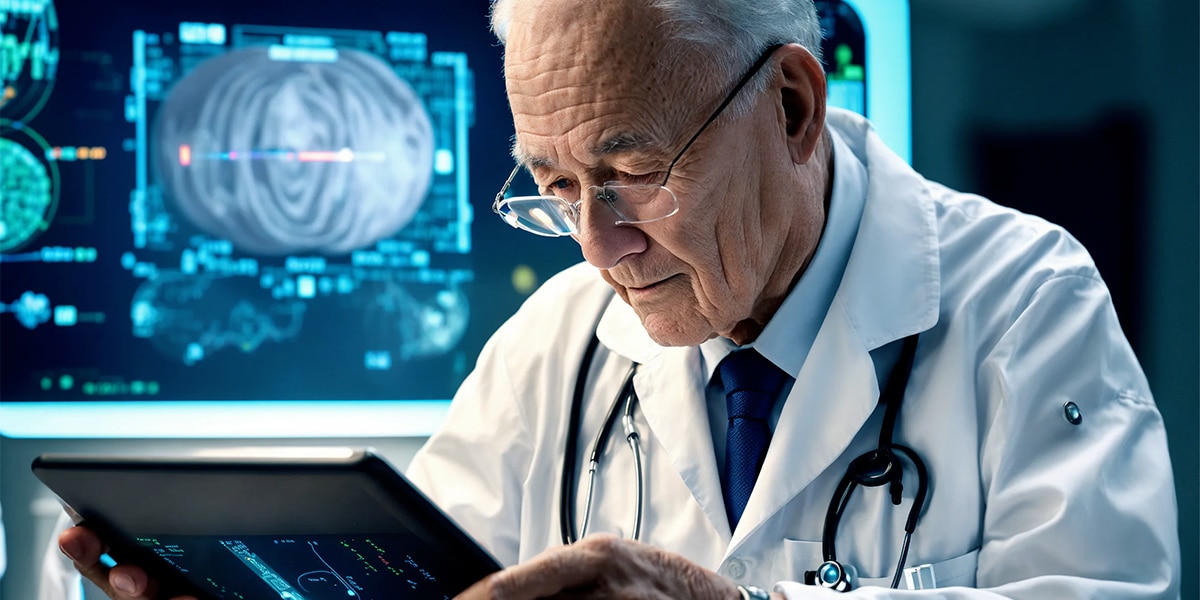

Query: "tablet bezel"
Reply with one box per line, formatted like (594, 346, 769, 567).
(32, 449, 501, 599)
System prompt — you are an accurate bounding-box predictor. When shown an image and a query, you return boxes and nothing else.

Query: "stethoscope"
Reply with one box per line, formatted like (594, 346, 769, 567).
(558, 333, 646, 544)
(559, 329, 929, 592)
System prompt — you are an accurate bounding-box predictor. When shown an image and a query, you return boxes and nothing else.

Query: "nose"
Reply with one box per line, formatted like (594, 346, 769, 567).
(574, 193, 648, 269)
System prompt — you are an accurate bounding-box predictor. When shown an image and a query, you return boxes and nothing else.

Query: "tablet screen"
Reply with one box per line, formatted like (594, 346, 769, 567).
(140, 533, 459, 599)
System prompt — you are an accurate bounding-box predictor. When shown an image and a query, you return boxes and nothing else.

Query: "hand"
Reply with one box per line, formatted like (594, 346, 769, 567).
(455, 533, 742, 600)
(58, 525, 197, 600)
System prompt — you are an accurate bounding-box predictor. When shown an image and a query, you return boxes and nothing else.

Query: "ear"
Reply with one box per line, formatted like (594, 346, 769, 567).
(775, 44, 827, 165)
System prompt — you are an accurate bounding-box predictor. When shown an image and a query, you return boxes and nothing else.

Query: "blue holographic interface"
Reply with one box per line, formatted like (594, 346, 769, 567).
(140, 534, 457, 600)
(0, 0, 579, 403)
(0, 0, 907, 407)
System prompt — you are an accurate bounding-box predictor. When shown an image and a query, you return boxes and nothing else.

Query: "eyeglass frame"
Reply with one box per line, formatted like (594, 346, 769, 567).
(492, 42, 786, 237)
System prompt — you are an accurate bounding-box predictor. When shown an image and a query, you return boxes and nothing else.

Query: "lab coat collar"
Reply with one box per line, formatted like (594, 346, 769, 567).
(824, 108, 941, 349)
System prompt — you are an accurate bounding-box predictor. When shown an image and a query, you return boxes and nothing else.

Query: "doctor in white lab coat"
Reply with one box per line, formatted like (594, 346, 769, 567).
(408, 0, 1179, 596)
(410, 106, 1179, 597)
(57, 0, 1179, 598)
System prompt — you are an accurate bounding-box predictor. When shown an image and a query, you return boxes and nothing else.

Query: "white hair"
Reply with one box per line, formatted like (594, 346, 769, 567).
(489, 0, 823, 114)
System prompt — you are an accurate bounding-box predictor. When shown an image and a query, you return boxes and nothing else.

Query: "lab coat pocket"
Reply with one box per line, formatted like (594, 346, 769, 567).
(780, 538, 826, 583)
(780, 539, 979, 589)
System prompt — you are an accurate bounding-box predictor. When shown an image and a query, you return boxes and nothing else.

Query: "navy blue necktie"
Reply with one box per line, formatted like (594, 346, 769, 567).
(720, 349, 788, 530)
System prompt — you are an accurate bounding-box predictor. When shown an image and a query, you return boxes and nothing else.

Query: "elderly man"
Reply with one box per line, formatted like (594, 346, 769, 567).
(60, 0, 1179, 598)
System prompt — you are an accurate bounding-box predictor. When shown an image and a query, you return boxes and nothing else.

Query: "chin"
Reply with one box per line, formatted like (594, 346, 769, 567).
(638, 313, 713, 348)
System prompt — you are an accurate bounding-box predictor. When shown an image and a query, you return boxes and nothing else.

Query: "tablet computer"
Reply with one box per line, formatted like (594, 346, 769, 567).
(32, 448, 501, 599)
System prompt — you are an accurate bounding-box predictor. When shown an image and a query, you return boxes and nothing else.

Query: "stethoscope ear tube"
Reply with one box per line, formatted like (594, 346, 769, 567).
(578, 366, 636, 539)
(561, 328, 645, 544)
(890, 444, 928, 534)
(560, 333, 604, 545)
(623, 371, 644, 540)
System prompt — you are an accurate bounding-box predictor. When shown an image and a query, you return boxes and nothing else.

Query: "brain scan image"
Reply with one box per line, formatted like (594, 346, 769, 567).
(2, 16, 486, 402)
(154, 45, 436, 256)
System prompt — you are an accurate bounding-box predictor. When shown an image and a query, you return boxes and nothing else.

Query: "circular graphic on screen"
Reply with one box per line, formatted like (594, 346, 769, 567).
(154, 45, 435, 256)
(0, 125, 59, 252)
(0, 0, 59, 123)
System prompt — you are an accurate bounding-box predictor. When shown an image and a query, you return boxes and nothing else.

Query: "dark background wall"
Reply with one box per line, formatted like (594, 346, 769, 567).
(909, 0, 1199, 595)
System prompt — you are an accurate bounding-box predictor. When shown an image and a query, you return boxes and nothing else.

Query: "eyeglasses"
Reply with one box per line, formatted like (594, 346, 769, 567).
(492, 43, 784, 237)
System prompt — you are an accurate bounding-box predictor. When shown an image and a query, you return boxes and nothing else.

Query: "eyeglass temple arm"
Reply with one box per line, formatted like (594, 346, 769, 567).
(660, 43, 786, 185)
(494, 164, 523, 210)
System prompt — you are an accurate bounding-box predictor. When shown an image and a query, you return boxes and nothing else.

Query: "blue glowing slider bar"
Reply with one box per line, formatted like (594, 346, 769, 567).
(268, 45, 339, 63)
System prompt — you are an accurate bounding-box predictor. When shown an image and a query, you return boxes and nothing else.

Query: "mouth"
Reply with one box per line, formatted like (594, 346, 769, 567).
(625, 274, 677, 296)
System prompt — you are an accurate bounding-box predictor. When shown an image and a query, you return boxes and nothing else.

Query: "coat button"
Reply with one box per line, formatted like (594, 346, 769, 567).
(1063, 401, 1082, 425)
(727, 558, 747, 579)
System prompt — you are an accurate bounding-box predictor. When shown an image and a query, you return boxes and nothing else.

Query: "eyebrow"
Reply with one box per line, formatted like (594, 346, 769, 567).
(510, 131, 664, 170)
(592, 132, 658, 157)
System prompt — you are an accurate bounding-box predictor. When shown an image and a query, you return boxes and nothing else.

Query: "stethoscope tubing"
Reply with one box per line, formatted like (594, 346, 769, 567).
(578, 364, 643, 540)
(623, 380, 644, 540)
(560, 331, 604, 545)
(562, 329, 927, 593)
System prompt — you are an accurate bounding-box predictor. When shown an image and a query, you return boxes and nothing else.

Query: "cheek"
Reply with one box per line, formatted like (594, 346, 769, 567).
(658, 185, 761, 310)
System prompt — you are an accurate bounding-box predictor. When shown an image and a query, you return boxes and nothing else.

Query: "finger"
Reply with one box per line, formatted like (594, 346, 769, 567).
(457, 555, 601, 600)
(59, 525, 106, 566)
(464, 538, 614, 600)
(60, 526, 119, 593)
(109, 563, 157, 598)
(455, 572, 503, 600)
(60, 525, 162, 599)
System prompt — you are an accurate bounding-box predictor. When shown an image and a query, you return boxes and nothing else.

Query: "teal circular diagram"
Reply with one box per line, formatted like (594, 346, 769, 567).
(0, 0, 59, 122)
(0, 135, 54, 252)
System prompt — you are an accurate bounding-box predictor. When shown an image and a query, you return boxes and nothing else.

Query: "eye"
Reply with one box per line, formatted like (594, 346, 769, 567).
(540, 177, 577, 198)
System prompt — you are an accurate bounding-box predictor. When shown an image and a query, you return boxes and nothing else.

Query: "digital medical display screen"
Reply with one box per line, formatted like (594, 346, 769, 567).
(0, 0, 907, 409)
(0, 0, 581, 403)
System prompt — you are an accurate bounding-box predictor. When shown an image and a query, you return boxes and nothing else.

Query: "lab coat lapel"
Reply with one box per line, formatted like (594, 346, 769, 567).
(635, 348, 733, 542)
(729, 306, 878, 550)
(597, 297, 732, 542)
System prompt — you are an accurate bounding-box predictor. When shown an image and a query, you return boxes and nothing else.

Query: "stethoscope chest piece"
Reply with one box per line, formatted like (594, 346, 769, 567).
(809, 560, 854, 592)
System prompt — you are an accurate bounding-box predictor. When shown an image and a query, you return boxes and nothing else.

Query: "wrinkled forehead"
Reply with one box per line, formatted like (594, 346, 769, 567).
(502, 0, 697, 166)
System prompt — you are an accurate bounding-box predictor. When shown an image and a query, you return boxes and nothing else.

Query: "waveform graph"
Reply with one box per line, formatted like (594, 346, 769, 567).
(0, 120, 59, 252)
(0, 0, 59, 122)
(153, 44, 436, 256)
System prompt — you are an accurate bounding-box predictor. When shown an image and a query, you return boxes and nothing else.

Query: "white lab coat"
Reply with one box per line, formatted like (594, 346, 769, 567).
(38, 510, 85, 600)
(408, 108, 1180, 598)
